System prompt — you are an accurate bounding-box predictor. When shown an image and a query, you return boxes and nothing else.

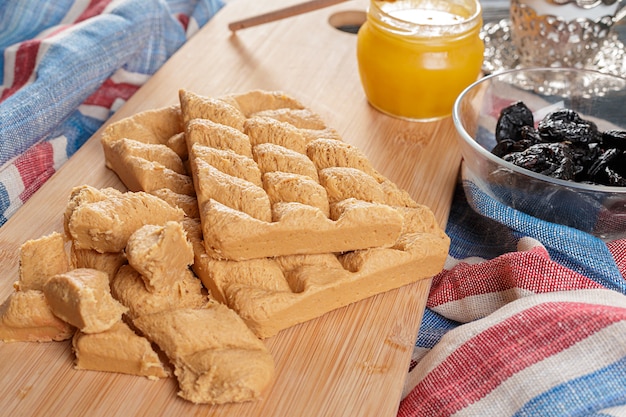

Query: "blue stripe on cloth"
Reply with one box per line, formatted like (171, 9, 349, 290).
(513, 356, 626, 417)
(0, 183, 9, 225)
(0, 0, 76, 57)
(462, 180, 626, 295)
(187, 0, 224, 28)
(414, 309, 461, 349)
(48, 110, 108, 157)
(167, 0, 224, 21)
(445, 183, 520, 260)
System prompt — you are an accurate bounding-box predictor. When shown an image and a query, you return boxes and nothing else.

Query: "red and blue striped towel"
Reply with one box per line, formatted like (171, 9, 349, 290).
(0, 0, 223, 226)
(400, 182, 626, 416)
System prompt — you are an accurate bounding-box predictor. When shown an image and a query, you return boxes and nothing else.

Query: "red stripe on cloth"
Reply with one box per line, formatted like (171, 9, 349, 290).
(607, 239, 626, 280)
(0, 24, 73, 103)
(82, 78, 140, 109)
(0, 40, 40, 103)
(14, 142, 56, 202)
(399, 301, 626, 417)
(76, 0, 113, 22)
(177, 13, 190, 31)
(427, 246, 603, 308)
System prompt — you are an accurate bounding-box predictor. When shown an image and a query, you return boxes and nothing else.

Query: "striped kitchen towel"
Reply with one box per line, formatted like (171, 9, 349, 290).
(400, 180, 626, 416)
(0, 0, 224, 227)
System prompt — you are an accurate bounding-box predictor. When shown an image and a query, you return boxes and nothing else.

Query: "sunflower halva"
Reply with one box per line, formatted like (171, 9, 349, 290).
(101, 89, 450, 338)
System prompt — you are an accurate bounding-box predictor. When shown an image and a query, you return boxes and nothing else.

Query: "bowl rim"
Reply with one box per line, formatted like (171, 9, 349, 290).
(452, 67, 626, 194)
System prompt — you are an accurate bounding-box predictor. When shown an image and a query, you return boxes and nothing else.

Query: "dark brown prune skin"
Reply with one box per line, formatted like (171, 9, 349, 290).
(587, 148, 626, 186)
(520, 125, 543, 144)
(491, 140, 516, 157)
(495, 101, 534, 143)
(502, 142, 576, 180)
(537, 109, 602, 144)
(570, 142, 602, 181)
(492, 138, 535, 157)
(491, 126, 543, 158)
(602, 130, 626, 150)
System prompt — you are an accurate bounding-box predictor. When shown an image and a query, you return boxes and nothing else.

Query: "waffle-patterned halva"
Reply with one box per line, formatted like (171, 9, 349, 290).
(180, 89, 408, 260)
(100, 89, 450, 338)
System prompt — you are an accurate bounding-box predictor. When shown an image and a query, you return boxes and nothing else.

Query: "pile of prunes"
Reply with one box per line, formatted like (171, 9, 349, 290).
(492, 101, 626, 187)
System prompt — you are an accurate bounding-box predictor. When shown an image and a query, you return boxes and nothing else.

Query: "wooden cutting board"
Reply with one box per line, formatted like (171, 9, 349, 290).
(0, 1, 462, 415)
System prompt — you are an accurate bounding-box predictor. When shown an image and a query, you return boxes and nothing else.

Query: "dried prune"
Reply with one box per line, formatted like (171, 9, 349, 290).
(491, 102, 626, 186)
(502, 142, 575, 180)
(519, 125, 543, 144)
(537, 109, 601, 144)
(587, 148, 626, 186)
(570, 142, 602, 181)
(495, 101, 534, 143)
(492, 138, 535, 157)
(492, 140, 515, 157)
(602, 130, 626, 150)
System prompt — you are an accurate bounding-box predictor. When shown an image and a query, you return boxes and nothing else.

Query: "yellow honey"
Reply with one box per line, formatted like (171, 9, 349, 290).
(357, 0, 484, 121)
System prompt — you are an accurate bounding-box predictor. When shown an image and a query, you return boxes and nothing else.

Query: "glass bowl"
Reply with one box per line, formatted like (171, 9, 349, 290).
(452, 68, 626, 241)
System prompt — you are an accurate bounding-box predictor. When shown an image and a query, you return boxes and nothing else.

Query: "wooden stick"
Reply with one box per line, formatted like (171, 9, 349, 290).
(228, 0, 350, 32)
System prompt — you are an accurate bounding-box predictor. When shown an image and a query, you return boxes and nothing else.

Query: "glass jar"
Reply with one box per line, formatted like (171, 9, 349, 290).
(356, 0, 484, 121)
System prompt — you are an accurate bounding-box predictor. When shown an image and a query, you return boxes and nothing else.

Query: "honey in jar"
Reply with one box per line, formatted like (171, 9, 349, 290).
(357, 0, 484, 121)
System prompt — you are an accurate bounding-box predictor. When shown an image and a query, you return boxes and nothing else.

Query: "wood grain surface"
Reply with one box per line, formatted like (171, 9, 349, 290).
(0, 1, 462, 416)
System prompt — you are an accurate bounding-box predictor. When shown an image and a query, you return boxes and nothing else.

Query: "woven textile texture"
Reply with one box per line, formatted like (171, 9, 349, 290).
(399, 181, 626, 417)
(0, 0, 224, 227)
